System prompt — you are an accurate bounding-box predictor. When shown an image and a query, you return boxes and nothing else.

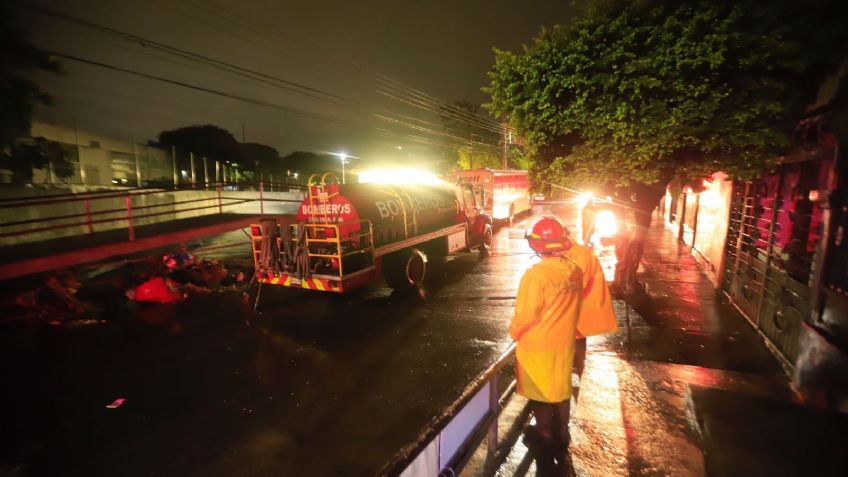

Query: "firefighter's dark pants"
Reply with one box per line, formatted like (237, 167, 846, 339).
(530, 399, 571, 445)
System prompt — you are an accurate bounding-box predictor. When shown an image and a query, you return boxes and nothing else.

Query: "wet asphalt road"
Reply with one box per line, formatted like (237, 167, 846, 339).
(1, 205, 583, 477)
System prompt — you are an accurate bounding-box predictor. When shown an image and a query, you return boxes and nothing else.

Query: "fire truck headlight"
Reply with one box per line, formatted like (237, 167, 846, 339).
(577, 192, 594, 208)
(595, 210, 619, 237)
(493, 204, 510, 219)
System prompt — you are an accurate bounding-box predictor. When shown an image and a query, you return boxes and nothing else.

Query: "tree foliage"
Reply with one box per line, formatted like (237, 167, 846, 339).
(454, 147, 501, 170)
(280, 151, 343, 177)
(236, 142, 281, 173)
(484, 0, 848, 191)
(155, 125, 239, 164)
(438, 100, 503, 171)
(0, 137, 72, 183)
(1, 3, 61, 151)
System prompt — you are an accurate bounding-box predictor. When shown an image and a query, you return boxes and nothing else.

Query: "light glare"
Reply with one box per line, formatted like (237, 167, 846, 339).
(358, 168, 446, 186)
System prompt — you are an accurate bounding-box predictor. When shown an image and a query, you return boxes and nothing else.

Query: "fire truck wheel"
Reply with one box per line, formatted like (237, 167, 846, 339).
(383, 249, 427, 290)
(478, 223, 493, 253)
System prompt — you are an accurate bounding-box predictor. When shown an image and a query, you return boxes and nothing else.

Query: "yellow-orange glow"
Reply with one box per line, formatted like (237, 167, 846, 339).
(576, 192, 594, 208)
(357, 168, 445, 186)
(595, 210, 619, 237)
(494, 192, 523, 204)
(699, 179, 723, 209)
(493, 204, 510, 218)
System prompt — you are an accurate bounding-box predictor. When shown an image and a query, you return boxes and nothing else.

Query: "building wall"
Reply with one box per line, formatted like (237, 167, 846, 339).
(23, 121, 172, 187)
(663, 173, 733, 287)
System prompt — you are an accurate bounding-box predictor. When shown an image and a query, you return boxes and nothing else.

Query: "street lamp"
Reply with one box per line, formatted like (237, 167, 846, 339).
(339, 152, 347, 184)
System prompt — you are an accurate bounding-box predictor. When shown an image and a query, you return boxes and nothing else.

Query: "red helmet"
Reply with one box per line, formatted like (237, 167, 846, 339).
(526, 216, 572, 254)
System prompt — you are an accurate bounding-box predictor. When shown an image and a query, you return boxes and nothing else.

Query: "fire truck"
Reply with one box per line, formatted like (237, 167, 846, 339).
(249, 173, 493, 294)
(446, 168, 532, 224)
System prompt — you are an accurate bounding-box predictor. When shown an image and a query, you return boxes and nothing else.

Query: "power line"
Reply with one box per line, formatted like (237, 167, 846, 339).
(21, 2, 358, 109)
(43, 50, 357, 126)
(21, 2, 509, 155)
(43, 49, 499, 153)
(375, 114, 499, 150)
(166, 0, 506, 133)
(375, 87, 504, 136)
(24, 3, 504, 144)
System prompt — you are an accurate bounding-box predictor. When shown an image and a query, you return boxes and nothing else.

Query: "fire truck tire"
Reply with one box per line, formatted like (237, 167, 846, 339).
(477, 223, 493, 253)
(383, 248, 427, 290)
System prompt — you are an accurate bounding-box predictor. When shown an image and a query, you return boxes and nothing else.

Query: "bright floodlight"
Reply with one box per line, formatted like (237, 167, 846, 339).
(358, 168, 445, 186)
(337, 152, 348, 184)
(576, 192, 594, 208)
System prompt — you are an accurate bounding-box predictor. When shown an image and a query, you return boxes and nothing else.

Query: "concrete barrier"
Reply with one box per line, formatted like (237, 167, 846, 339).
(0, 189, 304, 247)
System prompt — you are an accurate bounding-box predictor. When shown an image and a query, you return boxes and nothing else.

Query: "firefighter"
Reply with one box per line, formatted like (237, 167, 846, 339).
(510, 216, 618, 451)
(580, 197, 598, 247)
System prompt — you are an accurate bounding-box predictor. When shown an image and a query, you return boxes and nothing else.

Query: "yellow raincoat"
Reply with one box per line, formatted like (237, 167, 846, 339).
(509, 244, 617, 402)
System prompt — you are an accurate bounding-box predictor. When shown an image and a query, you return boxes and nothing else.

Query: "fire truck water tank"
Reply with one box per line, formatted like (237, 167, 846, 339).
(295, 182, 461, 247)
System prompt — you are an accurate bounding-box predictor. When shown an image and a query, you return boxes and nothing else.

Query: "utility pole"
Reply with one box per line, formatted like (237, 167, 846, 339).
(190, 152, 196, 187)
(75, 121, 85, 185)
(171, 146, 178, 188)
(203, 157, 209, 189)
(502, 127, 509, 169)
(469, 133, 474, 170)
(133, 138, 141, 188)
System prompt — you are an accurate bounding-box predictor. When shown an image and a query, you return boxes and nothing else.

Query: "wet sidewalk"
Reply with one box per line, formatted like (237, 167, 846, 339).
(463, 215, 848, 476)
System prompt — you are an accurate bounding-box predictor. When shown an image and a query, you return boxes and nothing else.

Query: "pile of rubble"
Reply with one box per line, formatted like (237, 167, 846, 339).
(1, 244, 253, 324)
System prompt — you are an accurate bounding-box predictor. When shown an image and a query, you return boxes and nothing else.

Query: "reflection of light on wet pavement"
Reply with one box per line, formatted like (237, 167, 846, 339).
(571, 353, 630, 476)
(570, 352, 707, 476)
(486, 219, 539, 292)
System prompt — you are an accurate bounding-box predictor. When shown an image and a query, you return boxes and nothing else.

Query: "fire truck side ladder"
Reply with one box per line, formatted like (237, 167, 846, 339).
(306, 173, 342, 224)
(302, 219, 375, 281)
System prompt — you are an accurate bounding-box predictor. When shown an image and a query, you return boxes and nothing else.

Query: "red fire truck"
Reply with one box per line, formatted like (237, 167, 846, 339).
(249, 173, 493, 293)
(446, 169, 532, 224)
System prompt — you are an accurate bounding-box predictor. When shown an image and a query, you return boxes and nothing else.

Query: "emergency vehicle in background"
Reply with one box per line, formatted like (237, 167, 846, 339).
(249, 172, 493, 293)
(446, 168, 532, 224)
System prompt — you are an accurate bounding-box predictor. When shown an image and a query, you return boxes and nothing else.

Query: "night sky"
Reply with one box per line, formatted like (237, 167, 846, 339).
(21, 0, 574, 164)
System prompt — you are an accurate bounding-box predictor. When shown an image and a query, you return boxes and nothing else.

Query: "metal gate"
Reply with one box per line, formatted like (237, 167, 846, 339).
(723, 158, 831, 363)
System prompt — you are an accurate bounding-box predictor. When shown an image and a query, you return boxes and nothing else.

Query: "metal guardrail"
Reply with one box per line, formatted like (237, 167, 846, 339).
(377, 342, 517, 477)
(0, 181, 306, 242)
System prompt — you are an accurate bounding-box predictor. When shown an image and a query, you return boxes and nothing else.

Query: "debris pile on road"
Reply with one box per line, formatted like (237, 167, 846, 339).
(123, 244, 252, 304)
(1, 270, 98, 323)
(0, 244, 255, 319)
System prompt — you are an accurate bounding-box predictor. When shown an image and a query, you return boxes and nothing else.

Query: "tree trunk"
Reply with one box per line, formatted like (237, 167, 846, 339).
(613, 182, 667, 294)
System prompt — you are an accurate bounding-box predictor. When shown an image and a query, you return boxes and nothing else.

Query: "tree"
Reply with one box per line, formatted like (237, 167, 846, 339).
(484, 0, 848, 290)
(455, 147, 502, 170)
(237, 142, 281, 174)
(155, 124, 239, 164)
(1, 3, 61, 163)
(0, 137, 73, 183)
(280, 151, 343, 179)
(438, 100, 503, 171)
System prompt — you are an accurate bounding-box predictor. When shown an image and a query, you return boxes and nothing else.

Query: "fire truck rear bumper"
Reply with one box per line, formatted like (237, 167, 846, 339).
(257, 267, 377, 293)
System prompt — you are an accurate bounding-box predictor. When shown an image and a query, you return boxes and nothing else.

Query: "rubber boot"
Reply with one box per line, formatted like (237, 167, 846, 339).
(525, 401, 556, 448)
(554, 400, 571, 447)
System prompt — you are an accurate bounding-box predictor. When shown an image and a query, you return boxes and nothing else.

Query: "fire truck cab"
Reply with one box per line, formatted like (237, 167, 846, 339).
(446, 168, 532, 224)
